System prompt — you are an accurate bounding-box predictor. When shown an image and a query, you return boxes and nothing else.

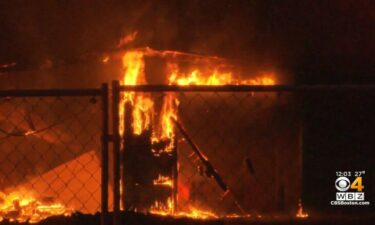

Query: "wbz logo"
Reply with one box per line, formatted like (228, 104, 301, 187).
(336, 192, 364, 201)
(335, 176, 364, 201)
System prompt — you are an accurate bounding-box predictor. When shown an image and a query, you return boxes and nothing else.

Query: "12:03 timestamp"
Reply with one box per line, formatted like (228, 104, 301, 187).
(336, 171, 366, 177)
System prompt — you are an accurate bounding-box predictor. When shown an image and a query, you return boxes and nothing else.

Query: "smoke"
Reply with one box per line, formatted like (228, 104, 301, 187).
(0, 0, 374, 86)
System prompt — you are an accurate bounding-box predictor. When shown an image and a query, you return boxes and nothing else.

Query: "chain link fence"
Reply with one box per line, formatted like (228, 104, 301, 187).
(117, 85, 302, 216)
(176, 91, 301, 215)
(3, 84, 371, 225)
(0, 91, 105, 214)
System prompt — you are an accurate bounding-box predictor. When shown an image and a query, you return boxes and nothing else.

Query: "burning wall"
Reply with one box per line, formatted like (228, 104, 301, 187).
(117, 48, 302, 216)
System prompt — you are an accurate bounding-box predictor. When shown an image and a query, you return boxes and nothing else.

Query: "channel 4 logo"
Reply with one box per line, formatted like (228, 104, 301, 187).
(331, 172, 370, 206)
(335, 176, 364, 200)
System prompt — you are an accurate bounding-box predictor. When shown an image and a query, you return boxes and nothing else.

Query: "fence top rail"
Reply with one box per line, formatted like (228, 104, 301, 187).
(0, 88, 102, 97)
(120, 84, 375, 92)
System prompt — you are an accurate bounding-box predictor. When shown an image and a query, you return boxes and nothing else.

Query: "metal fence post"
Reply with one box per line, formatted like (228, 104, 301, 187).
(101, 83, 109, 225)
(112, 80, 121, 225)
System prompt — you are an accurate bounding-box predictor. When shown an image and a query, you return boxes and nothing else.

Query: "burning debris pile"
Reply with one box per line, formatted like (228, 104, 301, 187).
(0, 190, 72, 223)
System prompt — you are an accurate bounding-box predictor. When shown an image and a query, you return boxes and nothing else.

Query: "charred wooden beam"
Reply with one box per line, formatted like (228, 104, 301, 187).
(120, 84, 375, 92)
(122, 102, 175, 212)
(171, 117, 228, 192)
(171, 117, 246, 214)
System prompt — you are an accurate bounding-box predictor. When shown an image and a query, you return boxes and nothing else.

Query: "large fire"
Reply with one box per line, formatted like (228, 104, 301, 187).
(120, 48, 275, 149)
(0, 27, 305, 222)
(0, 190, 72, 223)
(119, 47, 276, 218)
(0, 46, 295, 222)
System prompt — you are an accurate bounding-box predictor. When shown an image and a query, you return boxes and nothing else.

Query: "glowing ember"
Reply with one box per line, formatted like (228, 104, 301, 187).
(153, 175, 173, 187)
(150, 201, 218, 220)
(224, 213, 252, 219)
(175, 206, 219, 219)
(296, 199, 309, 218)
(102, 55, 110, 64)
(118, 31, 138, 48)
(0, 190, 72, 223)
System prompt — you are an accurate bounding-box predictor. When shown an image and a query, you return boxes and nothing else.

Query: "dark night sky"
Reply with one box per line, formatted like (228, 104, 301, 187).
(0, 0, 374, 215)
(0, 0, 374, 83)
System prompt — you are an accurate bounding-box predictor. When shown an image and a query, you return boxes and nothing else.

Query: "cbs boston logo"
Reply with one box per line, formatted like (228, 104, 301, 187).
(331, 175, 370, 205)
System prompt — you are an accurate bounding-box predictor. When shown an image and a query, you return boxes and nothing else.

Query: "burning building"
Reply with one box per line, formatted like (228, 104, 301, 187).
(115, 47, 301, 217)
(0, 41, 305, 224)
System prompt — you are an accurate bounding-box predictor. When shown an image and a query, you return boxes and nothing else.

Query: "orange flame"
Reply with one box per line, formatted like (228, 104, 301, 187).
(174, 206, 219, 219)
(120, 50, 154, 136)
(150, 199, 218, 220)
(149, 197, 174, 216)
(296, 199, 309, 218)
(169, 69, 234, 86)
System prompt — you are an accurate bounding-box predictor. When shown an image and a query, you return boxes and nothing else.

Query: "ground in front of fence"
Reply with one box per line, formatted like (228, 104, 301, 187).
(0, 211, 374, 225)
